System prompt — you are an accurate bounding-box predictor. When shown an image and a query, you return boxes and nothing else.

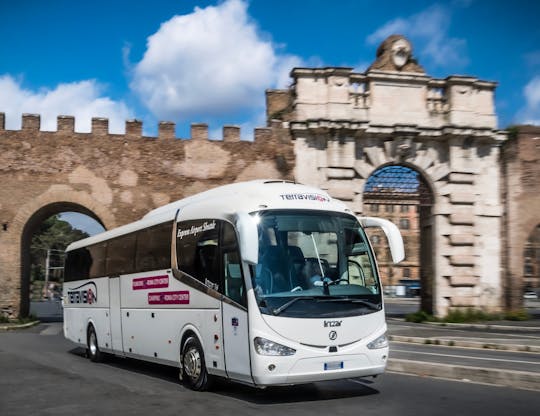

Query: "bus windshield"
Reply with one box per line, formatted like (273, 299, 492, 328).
(252, 210, 382, 318)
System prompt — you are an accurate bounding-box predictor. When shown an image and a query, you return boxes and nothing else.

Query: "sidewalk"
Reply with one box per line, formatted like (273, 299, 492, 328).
(0, 320, 40, 331)
(386, 318, 540, 391)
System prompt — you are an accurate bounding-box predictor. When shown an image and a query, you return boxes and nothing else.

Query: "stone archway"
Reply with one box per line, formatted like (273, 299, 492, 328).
(3, 188, 117, 317)
(362, 164, 435, 313)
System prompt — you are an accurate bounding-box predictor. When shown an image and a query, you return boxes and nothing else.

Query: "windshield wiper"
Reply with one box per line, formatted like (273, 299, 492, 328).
(272, 296, 380, 315)
(272, 296, 316, 316)
(317, 297, 381, 311)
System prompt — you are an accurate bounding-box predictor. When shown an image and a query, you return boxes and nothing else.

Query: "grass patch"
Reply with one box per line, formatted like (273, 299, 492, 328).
(444, 309, 502, 323)
(405, 310, 436, 323)
(405, 308, 531, 324)
(504, 309, 530, 321)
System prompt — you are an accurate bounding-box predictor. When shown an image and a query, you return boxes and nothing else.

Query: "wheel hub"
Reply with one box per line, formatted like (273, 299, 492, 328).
(184, 347, 201, 380)
(89, 332, 97, 356)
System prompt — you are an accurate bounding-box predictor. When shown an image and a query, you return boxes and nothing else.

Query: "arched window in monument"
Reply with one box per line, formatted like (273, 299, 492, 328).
(363, 164, 434, 312)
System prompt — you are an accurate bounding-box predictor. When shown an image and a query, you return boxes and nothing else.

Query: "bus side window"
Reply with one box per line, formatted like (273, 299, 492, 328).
(106, 234, 136, 276)
(135, 222, 172, 272)
(177, 220, 220, 290)
(64, 247, 92, 282)
(222, 222, 246, 307)
(88, 242, 107, 278)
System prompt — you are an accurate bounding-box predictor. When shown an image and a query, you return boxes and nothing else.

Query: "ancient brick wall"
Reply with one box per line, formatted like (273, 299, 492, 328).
(0, 113, 294, 317)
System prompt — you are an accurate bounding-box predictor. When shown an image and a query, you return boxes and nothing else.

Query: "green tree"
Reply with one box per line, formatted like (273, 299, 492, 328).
(30, 215, 89, 299)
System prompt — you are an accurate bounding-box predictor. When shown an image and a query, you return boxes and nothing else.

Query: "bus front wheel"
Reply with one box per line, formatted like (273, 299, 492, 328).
(87, 325, 103, 363)
(181, 336, 212, 391)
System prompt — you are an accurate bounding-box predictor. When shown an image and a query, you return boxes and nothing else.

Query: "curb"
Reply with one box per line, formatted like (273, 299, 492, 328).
(389, 335, 540, 353)
(387, 317, 540, 332)
(387, 358, 540, 391)
(0, 320, 40, 331)
(422, 321, 540, 332)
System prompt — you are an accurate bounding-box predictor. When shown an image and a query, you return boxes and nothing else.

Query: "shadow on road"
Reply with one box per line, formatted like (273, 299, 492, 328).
(68, 347, 380, 403)
(211, 377, 379, 404)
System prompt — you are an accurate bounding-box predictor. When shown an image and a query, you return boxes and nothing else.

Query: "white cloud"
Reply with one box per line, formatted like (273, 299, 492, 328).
(517, 76, 540, 125)
(366, 5, 468, 68)
(130, 0, 302, 122)
(0, 75, 133, 133)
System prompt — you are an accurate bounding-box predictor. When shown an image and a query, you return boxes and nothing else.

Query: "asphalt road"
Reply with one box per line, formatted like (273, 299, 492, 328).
(1, 323, 540, 416)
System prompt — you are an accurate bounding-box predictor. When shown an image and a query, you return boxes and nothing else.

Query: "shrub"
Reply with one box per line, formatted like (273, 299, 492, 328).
(444, 308, 502, 323)
(504, 309, 529, 321)
(405, 310, 435, 323)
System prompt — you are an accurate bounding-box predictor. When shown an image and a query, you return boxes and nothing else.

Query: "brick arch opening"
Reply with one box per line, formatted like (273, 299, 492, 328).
(362, 163, 435, 313)
(19, 202, 107, 317)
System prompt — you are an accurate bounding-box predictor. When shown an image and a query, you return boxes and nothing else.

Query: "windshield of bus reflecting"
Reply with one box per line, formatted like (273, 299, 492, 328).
(251, 210, 382, 318)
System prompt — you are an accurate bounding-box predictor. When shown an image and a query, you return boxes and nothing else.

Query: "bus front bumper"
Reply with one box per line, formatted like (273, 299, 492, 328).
(251, 350, 388, 386)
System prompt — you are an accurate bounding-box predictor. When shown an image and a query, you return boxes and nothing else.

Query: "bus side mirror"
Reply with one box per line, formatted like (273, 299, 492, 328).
(235, 212, 259, 265)
(360, 216, 405, 264)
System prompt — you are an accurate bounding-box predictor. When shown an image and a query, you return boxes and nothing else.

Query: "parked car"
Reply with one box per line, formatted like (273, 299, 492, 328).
(523, 291, 539, 300)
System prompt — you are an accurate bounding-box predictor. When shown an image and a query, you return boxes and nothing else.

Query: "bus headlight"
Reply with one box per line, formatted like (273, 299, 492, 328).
(367, 333, 388, 349)
(254, 337, 296, 356)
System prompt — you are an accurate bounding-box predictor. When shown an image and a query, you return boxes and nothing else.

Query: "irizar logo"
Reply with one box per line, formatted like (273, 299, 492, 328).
(324, 320, 342, 327)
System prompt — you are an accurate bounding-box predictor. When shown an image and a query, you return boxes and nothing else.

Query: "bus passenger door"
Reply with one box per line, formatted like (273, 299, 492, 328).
(109, 276, 123, 352)
(221, 253, 252, 383)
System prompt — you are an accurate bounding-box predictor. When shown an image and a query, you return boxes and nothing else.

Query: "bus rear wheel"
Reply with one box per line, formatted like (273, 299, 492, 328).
(87, 325, 103, 363)
(181, 336, 212, 391)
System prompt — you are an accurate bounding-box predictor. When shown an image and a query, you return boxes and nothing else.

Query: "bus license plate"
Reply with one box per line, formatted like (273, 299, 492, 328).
(324, 361, 344, 371)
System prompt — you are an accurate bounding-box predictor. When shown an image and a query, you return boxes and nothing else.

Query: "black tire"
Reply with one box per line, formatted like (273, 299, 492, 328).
(181, 336, 212, 391)
(87, 325, 104, 363)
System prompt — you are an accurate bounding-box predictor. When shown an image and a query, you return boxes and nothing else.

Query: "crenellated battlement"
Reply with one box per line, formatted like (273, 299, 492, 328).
(0, 112, 276, 143)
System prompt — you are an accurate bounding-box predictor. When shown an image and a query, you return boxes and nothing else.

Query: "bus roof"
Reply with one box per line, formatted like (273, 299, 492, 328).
(66, 180, 352, 252)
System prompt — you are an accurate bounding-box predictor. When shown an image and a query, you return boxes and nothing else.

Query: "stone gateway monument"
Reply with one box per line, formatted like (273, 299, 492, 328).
(267, 35, 507, 316)
(0, 35, 518, 318)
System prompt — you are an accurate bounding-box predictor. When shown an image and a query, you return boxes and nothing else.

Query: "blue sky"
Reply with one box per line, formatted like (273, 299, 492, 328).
(1, 0, 539, 233)
(1, 0, 539, 139)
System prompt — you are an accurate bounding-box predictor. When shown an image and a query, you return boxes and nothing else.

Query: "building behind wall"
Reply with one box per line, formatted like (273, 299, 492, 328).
(502, 125, 540, 309)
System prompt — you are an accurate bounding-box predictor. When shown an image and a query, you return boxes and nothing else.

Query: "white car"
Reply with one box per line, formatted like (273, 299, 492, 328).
(523, 291, 539, 300)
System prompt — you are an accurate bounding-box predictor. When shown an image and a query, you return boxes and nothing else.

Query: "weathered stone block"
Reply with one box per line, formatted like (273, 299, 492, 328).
(223, 125, 240, 142)
(125, 119, 142, 138)
(449, 275, 477, 287)
(450, 255, 475, 266)
(57, 116, 75, 133)
(159, 121, 176, 140)
(325, 168, 355, 179)
(22, 114, 40, 131)
(449, 296, 477, 307)
(92, 117, 109, 135)
(326, 180, 355, 201)
(450, 192, 475, 204)
(190, 123, 208, 141)
(449, 213, 475, 225)
(449, 234, 474, 245)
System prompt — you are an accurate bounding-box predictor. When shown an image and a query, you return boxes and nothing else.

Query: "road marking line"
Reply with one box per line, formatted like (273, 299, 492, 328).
(391, 348, 540, 366)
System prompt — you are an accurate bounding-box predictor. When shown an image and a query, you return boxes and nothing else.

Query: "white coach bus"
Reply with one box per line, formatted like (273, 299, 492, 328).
(63, 180, 404, 390)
